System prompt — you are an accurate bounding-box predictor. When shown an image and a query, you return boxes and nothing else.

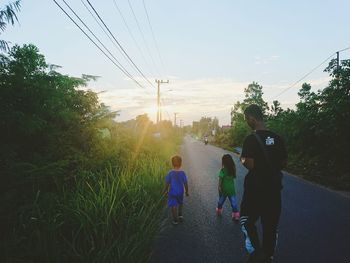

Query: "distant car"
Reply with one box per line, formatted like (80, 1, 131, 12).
(233, 147, 242, 154)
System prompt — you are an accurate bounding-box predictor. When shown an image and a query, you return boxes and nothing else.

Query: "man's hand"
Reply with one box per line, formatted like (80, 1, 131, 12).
(241, 157, 254, 170)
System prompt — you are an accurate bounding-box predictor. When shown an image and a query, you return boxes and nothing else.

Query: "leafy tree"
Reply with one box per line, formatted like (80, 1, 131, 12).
(192, 116, 219, 137)
(243, 81, 269, 115)
(212, 117, 219, 130)
(230, 81, 269, 145)
(266, 58, 350, 189)
(0, 44, 117, 192)
(227, 60, 350, 189)
(270, 100, 283, 117)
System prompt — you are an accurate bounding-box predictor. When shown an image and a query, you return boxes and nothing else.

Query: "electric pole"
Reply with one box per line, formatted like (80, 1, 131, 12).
(174, 112, 178, 127)
(336, 51, 340, 70)
(155, 79, 169, 124)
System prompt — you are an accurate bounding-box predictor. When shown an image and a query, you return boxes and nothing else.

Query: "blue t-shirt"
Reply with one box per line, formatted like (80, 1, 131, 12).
(165, 170, 187, 196)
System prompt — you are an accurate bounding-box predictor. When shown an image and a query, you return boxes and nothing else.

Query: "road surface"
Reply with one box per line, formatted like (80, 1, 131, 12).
(151, 136, 350, 263)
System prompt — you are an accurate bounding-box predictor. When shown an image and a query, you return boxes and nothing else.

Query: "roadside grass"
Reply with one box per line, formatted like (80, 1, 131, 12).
(287, 155, 350, 191)
(1, 137, 180, 263)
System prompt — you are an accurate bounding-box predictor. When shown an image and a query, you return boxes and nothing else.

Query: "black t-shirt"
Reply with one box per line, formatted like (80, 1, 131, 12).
(241, 130, 287, 192)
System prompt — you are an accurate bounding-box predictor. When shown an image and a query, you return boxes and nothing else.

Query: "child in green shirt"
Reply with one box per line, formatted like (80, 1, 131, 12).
(216, 154, 240, 221)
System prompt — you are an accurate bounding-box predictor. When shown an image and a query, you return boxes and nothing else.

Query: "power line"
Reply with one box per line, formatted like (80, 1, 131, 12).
(126, 0, 161, 77)
(81, 0, 152, 89)
(338, 46, 350, 53)
(112, 0, 155, 77)
(55, 0, 167, 124)
(271, 52, 336, 100)
(53, 0, 145, 89)
(80, 0, 138, 76)
(84, 0, 155, 88)
(60, 0, 138, 84)
(142, 0, 167, 75)
(85, 0, 156, 89)
(271, 45, 350, 100)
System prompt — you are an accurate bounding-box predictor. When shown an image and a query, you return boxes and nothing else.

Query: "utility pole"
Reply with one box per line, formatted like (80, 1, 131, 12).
(336, 51, 340, 70)
(155, 79, 169, 124)
(174, 112, 178, 127)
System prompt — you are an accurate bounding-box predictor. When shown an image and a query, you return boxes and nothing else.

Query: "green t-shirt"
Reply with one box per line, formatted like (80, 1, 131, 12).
(218, 168, 236, 196)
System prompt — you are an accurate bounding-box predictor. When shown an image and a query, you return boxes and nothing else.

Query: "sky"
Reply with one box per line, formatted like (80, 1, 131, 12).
(3, 0, 350, 125)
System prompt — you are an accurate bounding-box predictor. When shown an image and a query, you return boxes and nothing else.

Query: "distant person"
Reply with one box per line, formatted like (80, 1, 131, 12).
(239, 104, 287, 263)
(216, 154, 240, 221)
(163, 155, 189, 225)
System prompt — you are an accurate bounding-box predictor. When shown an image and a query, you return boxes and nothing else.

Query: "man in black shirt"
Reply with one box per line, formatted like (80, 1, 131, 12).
(239, 104, 287, 263)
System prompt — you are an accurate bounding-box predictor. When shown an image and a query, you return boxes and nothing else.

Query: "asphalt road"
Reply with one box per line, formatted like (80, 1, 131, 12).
(150, 136, 350, 263)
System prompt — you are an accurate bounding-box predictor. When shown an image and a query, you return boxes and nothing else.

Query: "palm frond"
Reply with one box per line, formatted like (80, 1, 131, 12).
(0, 39, 9, 52)
(0, 0, 22, 25)
(0, 21, 6, 32)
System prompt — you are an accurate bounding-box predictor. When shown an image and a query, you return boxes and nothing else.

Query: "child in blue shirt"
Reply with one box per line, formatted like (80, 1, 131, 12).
(163, 155, 189, 225)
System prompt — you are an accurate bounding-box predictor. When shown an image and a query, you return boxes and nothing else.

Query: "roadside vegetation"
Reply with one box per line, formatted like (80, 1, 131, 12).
(1, 3, 182, 261)
(198, 60, 350, 191)
(0, 44, 182, 262)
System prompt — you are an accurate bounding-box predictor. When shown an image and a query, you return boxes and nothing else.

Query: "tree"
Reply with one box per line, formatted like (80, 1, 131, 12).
(0, 0, 21, 51)
(243, 81, 269, 115)
(270, 100, 283, 117)
(198, 117, 215, 136)
(230, 81, 269, 145)
(0, 44, 116, 189)
(230, 101, 247, 141)
(297, 83, 312, 101)
(228, 61, 350, 189)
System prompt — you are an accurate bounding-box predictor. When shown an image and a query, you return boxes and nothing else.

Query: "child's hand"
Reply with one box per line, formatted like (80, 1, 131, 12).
(218, 187, 222, 195)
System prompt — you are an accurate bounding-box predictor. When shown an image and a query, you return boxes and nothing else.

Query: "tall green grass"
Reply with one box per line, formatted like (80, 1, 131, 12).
(2, 137, 180, 263)
(62, 159, 167, 262)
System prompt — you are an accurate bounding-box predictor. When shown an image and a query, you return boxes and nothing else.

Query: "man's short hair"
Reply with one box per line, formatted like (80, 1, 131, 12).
(244, 104, 264, 121)
(171, 155, 182, 167)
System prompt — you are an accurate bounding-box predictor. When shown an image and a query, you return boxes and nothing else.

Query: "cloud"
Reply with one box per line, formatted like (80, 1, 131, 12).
(254, 55, 280, 65)
(89, 77, 249, 125)
(86, 75, 331, 126)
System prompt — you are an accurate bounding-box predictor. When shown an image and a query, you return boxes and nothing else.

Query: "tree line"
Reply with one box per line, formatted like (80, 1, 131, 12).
(190, 59, 350, 190)
(228, 60, 350, 190)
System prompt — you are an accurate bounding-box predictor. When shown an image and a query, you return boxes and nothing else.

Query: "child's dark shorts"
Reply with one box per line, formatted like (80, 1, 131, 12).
(168, 194, 184, 207)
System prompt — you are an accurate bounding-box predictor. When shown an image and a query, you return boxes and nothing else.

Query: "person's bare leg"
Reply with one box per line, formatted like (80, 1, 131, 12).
(178, 204, 183, 220)
(171, 206, 178, 223)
